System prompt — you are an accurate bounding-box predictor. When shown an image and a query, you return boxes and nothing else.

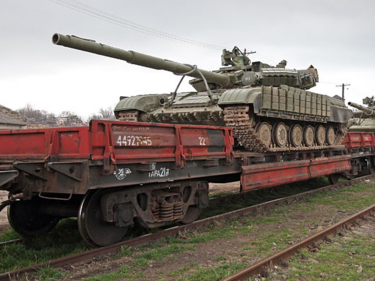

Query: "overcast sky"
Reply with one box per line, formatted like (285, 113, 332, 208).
(2, 0, 375, 118)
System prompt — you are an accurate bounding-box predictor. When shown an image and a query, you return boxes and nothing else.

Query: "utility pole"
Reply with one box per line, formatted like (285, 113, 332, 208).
(336, 83, 350, 101)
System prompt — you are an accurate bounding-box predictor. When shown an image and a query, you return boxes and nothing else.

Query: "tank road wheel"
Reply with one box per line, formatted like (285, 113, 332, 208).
(7, 199, 60, 237)
(303, 125, 315, 147)
(78, 190, 128, 247)
(326, 126, 336, 146)
(256, 122, 272, 148)
(290, 124, 303, 147)
(315, 125, 326, 146)
(274, 122, 288, 147)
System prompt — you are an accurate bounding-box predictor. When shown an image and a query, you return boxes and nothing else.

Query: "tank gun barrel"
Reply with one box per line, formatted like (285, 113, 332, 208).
(348, 102, 375, 116)
(52, 33, 230, 86)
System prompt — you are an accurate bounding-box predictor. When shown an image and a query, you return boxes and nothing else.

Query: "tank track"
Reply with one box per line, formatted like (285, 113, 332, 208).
(223, 106, 269, 153)
(118, 110, 139, 122)
(334, 124, 347, 146)
(223, 105, 345, 153)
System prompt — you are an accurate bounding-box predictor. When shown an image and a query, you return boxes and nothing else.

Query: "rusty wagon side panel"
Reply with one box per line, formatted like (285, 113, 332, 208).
(0, 120, 239, 197)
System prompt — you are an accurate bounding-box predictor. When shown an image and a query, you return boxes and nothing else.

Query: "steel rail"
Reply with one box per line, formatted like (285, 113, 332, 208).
(0, 174, 372, 281)
(0, 238, 24, 247)
(223, 202, 375, 281)
(0, 187, 253, 248)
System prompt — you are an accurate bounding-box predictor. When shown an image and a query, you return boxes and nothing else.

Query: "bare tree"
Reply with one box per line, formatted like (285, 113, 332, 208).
(88, 107, 116, 121)
(17, 104, 115, 127)
(58, 111, 84, 127)
(18, 104, 57, 126)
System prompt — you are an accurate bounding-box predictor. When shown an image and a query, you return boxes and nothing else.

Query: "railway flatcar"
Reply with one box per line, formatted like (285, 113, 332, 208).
(0, 120, 355, 246)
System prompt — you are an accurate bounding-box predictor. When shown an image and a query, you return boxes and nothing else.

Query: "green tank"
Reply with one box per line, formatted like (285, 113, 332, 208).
(348, 98, 375, 132)
(53, 33, 353, 153)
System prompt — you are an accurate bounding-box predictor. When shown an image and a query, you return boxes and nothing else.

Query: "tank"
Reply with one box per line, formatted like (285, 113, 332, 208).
(52, 33, 353, 153)
(348, 98, 375, 132)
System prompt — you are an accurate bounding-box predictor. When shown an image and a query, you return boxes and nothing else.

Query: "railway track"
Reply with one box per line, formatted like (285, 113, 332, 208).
(223, 198, 375, 280)
(0, 238, 24, 247)
(0, 191, 243, 248)
(0, 181, 321, 248)
(0, 175, 372, 281)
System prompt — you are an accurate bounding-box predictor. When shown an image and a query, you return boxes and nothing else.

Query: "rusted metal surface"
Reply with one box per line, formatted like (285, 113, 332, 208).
(223, 194, 375, 280)
(0, 120, 237, 195)
(0, 175, 371, 281)
(241, 155, 351, 192)
(344, 132, 375, 150)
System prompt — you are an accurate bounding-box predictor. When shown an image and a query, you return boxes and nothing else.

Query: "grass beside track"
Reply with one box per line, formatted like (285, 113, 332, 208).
(73, 179, 375, 281)
(0, 176, 367, 280)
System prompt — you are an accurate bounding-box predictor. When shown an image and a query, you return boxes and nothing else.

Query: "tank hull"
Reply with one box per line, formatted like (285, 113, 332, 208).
(116, 85, 352, 152)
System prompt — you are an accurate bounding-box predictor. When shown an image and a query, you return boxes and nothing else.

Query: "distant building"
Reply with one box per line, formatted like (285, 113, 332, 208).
(0, 105, 27, 130)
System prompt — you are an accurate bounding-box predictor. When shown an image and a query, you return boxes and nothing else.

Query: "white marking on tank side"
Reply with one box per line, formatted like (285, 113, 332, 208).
(149, 167, 170, 178)
(114, 168, 132, 180)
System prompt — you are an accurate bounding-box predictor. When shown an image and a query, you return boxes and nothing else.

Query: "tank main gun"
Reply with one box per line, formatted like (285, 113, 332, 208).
(348, 101, 375, 117)
(52, 33, 319, 92)
(52, 33, 230, 88)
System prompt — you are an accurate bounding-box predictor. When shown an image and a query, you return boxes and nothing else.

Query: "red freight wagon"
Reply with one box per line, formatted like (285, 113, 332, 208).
(0, 120, 238, 246)
(0, 120, 352, 246)
(344, 132, 375, 175)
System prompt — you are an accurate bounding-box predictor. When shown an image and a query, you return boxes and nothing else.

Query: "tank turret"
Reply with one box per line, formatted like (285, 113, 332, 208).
(348, 98, 375, 132)
(53, 33, 353, 153)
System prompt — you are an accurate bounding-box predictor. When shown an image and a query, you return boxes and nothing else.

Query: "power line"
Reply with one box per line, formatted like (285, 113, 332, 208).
(336, 83, 350, 101)
(49, 0, 224, 50)
(49, 0, 280, 65)
(320, 81, 337, 85)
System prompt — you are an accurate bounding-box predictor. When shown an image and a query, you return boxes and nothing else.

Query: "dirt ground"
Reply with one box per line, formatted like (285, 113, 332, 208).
(57, 178, 375, 280)
(0, 191, 9, 234)
(269, 216, 375, 280)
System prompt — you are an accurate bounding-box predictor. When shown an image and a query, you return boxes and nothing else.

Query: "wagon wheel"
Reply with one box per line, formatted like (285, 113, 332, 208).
(256, 122, 272, 148)
(7, 198, 60, 237)
(315, 125, 326, 146)
(290, 124, 303, 147)
(326, 126, 336, 146)
(303, 125, 315, 147)
(180, 184, 204, 224)
(180, 206, 203, 224)
(328, 173, 340, 184)
(78, 190, 128, 247)
(274, 122, 288, 147)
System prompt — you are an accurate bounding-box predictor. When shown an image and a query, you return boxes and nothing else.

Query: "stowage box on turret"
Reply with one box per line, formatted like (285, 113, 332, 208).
(53, 33, 353, 153)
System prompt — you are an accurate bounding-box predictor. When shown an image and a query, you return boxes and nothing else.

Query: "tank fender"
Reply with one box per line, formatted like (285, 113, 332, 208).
(328, 106, 353, 123)
(218, 88, 262, 113)
(114, 94, 170, 114)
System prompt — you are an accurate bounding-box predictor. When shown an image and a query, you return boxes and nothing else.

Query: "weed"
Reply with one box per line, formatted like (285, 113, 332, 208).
(178, 262, 247, 281)
(168, 265, 191, 277)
